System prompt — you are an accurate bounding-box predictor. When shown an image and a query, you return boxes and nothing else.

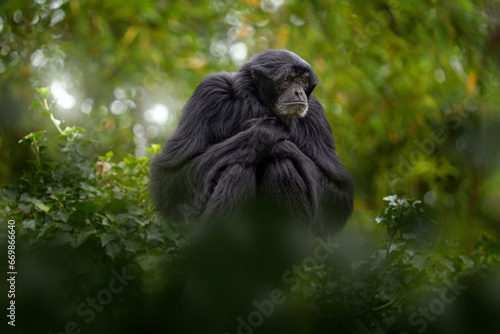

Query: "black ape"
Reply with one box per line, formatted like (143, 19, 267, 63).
(150, 49, 354, 236)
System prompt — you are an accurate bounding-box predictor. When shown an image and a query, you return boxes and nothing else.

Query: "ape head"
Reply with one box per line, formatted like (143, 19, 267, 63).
(241, 49, 318, 117)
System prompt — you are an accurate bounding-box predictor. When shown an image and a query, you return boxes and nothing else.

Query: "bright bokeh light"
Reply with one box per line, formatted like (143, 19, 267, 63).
(144, 104, 170, 125)
(434, 68, 446, 83)
(229, 42, 248, 63)
(110, 100, 126, 115)
(50, 81, 76, 110)
(30, 49, 47, 67)
(261, 0, 284, 13)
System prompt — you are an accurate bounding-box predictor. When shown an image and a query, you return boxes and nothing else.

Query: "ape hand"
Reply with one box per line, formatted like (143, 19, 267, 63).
(243, 117, 289, 149)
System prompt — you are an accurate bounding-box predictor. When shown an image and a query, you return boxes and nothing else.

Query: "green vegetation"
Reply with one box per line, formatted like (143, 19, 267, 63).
(1, 0, 499, 333)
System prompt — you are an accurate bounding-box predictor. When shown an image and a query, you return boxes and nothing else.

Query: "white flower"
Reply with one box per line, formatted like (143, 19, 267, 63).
(398, 198, 409, 207)
(383, 194, 398, 206)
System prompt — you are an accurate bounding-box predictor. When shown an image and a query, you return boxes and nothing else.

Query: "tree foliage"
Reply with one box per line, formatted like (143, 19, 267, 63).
(1, 88, 499, 333)
(1, 0, 500, 333)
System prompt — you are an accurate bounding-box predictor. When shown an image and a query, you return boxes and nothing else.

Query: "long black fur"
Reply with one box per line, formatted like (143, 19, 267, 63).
(149, 49, 354, 236)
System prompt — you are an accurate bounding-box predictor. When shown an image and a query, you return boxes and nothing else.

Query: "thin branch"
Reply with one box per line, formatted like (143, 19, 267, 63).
(366, 228, 396, 306)
(350, 269, 423, 317)
(49, 109, 66, 137)
(43, 98, 69, 140)
(371, 269, 424, 312)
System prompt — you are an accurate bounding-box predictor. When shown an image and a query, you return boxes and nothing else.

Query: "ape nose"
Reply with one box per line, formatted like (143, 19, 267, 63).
(295, 89, 306, 101)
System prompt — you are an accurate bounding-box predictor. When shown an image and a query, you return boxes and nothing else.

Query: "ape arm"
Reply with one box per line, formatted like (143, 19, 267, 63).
(185, 117, 290, 222)
(301, 97, 354, 234)
(269, 138, 354, 235)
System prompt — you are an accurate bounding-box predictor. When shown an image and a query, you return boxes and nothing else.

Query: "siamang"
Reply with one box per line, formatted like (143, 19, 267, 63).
(149, 50, 354, 333)
(150, 49, 354, 236)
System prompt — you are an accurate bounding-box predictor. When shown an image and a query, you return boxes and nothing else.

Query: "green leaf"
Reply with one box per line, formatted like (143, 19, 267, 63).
(79, 182, 102, 195)
(37, 223, 57, 239)
(99, 233, 116, 247)
(99, 151, 114, 162)
(439, 256, 455, 271)
(29, 101, 43, 109)
(36, 87, 50, 99)
(73, 227, 97, 247)
(19, 130, 47, 144)
(410, 254, 431, 271)
(459, 255, 474, 269)
(21, 219, 36, 231)
(135, 247, 166, 271)
(0, 185, 18, 202)
(31, 198, 52, 212)
(105, 242, 122, 260)
(74, 200, 101, 214)
(122, 237, 141, 252)
(402, 232, 418, 240)
(53, 209, 71, 223)
(20, 194, 52, 212)
(351, 260, 367, 271)
(147, 144, 162, 154)
(145, 224, 165, 243)
(32, 130, 47, 141)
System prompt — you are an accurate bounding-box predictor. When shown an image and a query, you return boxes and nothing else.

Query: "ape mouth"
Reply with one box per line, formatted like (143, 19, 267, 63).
(283, 102, 307, 106)
(281, 102, 308, 116)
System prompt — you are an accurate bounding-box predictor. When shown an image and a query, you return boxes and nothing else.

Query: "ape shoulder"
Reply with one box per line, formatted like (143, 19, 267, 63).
(171, 72, 239, 135)
(182, 72, 236, 117)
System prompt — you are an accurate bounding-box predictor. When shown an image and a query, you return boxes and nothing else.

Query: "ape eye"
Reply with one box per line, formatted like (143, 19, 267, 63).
(301, 77, 309, 84)
(283, 75, 293, 82)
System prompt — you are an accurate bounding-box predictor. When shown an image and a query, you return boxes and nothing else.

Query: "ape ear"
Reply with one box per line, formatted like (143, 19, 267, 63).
(250, 66, 266, 81)
(250, 66, 275, 106)
(306, 75, 318, 95)
(306, 83, 317, 96)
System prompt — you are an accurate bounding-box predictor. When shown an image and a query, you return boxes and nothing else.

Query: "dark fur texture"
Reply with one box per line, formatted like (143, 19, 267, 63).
(150, 49, 354, 236)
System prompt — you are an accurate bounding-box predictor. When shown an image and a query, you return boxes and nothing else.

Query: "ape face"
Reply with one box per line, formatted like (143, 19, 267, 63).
(248, 50, 318, 117)
(274, 72, 311, 117)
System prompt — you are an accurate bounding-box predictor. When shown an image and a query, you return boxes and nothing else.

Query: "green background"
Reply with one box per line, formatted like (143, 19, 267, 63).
(1, 0, 500, 333)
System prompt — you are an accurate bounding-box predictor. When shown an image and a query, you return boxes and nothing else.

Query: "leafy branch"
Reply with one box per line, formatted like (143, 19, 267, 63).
(349, 196, 442, 317)
(30, 87, 69, 139)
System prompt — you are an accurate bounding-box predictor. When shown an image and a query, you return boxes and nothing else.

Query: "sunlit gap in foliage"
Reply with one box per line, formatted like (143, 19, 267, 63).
(260, 0, 284, 13)
(229, 42, 248, 64)
(109, 88, 136, 116)
(50, 81, 76, 110)
(134, 103, 172, 157)
(144, 104, 170, 125)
